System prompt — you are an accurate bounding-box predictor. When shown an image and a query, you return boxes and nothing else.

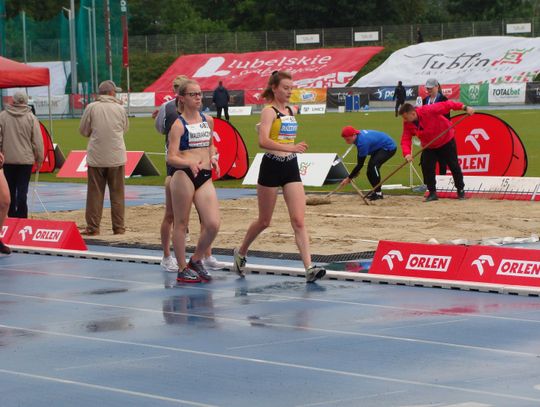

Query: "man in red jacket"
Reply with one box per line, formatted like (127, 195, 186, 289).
(399, 101, 474, 202)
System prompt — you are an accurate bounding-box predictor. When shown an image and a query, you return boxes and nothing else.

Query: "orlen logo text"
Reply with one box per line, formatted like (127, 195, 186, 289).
(405, 254, 452, 272)
(458, 154, 490, 172)
(33, 229, 64, 243)
(497, 259, 540, 278)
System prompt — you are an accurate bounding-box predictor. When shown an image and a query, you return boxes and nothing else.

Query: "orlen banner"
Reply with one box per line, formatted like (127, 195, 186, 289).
(352, 36, 540, 87)
(145, 47, 383, 93)
(451, 113, 527, 176)
(418, 84, 460, 100)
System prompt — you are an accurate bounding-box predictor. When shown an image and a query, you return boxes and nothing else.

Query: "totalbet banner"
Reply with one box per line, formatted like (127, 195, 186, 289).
(145, 47, 383, 92)
(353, 36, 540, 87)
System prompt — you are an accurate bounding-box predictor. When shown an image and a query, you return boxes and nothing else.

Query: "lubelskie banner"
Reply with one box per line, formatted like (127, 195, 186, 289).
(145, 47, 383, 92)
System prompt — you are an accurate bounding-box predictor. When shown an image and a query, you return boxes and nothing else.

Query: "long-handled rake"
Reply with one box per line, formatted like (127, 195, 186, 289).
(362, 115, 469, 199)
(306, 183, 345, 206)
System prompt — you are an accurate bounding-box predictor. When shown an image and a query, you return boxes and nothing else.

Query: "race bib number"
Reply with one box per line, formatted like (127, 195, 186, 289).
(278, 115, 297, 143)
(186, 122, 211, 148)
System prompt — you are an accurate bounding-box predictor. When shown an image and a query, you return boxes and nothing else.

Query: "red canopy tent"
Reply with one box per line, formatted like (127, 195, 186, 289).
(0, 56, 50, 88)
(0, 57, 55, 172)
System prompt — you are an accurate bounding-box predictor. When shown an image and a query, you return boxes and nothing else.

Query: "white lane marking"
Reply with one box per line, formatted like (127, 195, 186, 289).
(295, 390, 406, 406)
(55, 355, 169, 371)
(0, 368, 217, 406)
(1, 292, 538, 358)
(1, 323, 539, 403)
(378, 318, 471, 331)
(227, 335, 331, 350)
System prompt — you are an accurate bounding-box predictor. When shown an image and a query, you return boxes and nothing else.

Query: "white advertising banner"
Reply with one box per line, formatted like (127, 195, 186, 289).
(229, 106, 252, 116)
(243, 153, 349, 187)
(296, 34, 320, 44)
(300, 104, 326, 114)
(354, 31, 379, 42)
(118, 92, 155, 107)
(506, 23, 531, 34)
(352, 36, 540, 87)
(488, 83, 526, 104)
(31, 95, 69, 115)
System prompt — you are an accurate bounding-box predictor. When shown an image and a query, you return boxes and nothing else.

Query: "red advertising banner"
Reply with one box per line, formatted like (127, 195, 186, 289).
(144, 47, 383, 92)
(7, 219, 87, 251)
(451, 113, 527, 176)
(418, 84, 460, 100)
(372, 240, 540, 290)
(460, 245, 540, 287)
(57, 151, 160, 178)
(0, 218, 19, 242)
(371, 241, 467, 280)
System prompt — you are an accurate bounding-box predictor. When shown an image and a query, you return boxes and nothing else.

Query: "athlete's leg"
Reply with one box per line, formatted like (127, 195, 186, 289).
(191, 180, 220, 262)
(169, 171, 195, 270)
(238, 185, 279, 256)
(282, 181, 311, 269)
(161, 176, 174, 258)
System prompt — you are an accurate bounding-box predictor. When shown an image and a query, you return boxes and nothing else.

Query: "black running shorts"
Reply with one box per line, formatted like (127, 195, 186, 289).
(257, 153, 302, 187)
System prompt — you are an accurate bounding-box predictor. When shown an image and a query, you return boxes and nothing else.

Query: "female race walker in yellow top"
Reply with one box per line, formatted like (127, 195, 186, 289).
(167, 79, 220, 283)
(233, 71, 326, 283)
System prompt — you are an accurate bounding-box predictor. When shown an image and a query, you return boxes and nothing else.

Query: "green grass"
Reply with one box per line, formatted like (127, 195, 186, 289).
(43, 109, 540, 192)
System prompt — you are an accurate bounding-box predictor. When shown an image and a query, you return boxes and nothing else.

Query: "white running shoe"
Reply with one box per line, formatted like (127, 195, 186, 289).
(202, 255, 223, 271)
(160, 255, 178, 273)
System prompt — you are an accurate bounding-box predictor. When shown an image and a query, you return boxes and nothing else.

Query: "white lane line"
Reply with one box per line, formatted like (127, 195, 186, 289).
(1, 323, 539, 403)
(226, 335, 331, 350)
(0, 293, 538, 358)
(377, 318, 471, 331)
(0, 368, 217, 406)
(3, 268, 540, 325)
(55, 355, 169, 371)
(294, 390, 407, 406)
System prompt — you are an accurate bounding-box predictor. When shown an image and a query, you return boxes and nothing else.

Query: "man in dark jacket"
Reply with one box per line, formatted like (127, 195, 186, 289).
(393, 81, 406, 117)
(212, 81, 230, 121)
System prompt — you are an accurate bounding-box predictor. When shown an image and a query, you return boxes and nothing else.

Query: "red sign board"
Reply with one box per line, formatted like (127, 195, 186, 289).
(7, 219, 87, 251)
(451, 113, 527, 177)
(144, 47, 383, 92)
(372, 240, 540, 290)
(418, 84, 461, 100)
(57, 151, 160, 178)
(460, 245, 540, 286)
(0, 218, 20, 242)
(371, 241, 467, 280)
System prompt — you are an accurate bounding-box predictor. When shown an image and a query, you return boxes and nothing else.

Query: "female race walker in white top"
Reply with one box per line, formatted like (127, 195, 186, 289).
(167, 79, 220, 283)
(233, 71, 326, 283)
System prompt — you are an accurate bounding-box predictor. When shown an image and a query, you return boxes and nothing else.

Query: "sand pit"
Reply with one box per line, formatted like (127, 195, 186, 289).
(44, 193, 540, 255)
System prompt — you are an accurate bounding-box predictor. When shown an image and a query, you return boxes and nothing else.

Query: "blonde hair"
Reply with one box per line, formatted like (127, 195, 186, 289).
(177, 79, 200, 96)
(172, 75, 189, 93)
(261, 71, 292, 101)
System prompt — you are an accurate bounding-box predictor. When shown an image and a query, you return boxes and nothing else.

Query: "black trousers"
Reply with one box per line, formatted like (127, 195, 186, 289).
(421, 138, 464, 193)
(367, 148, 396, 192)
(3, 163, 33, 218)
(216, 105, 229, 121)
(395, 99, 404, 117)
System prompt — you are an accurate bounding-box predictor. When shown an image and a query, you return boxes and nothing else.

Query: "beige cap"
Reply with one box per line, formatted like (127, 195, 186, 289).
(12, 91, 29, 105)
(98, 80, 122, 94)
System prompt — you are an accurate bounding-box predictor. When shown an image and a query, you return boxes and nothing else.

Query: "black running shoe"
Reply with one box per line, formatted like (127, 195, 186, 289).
(367, 192, 383, 201)
(457, 189, 466, 200)
(0, 240, 11, 255)
(176, 267, 202, 283)
(424, 192, 439, 202)
(306, 265, 326, 283)
(188, 259, 212, 281)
